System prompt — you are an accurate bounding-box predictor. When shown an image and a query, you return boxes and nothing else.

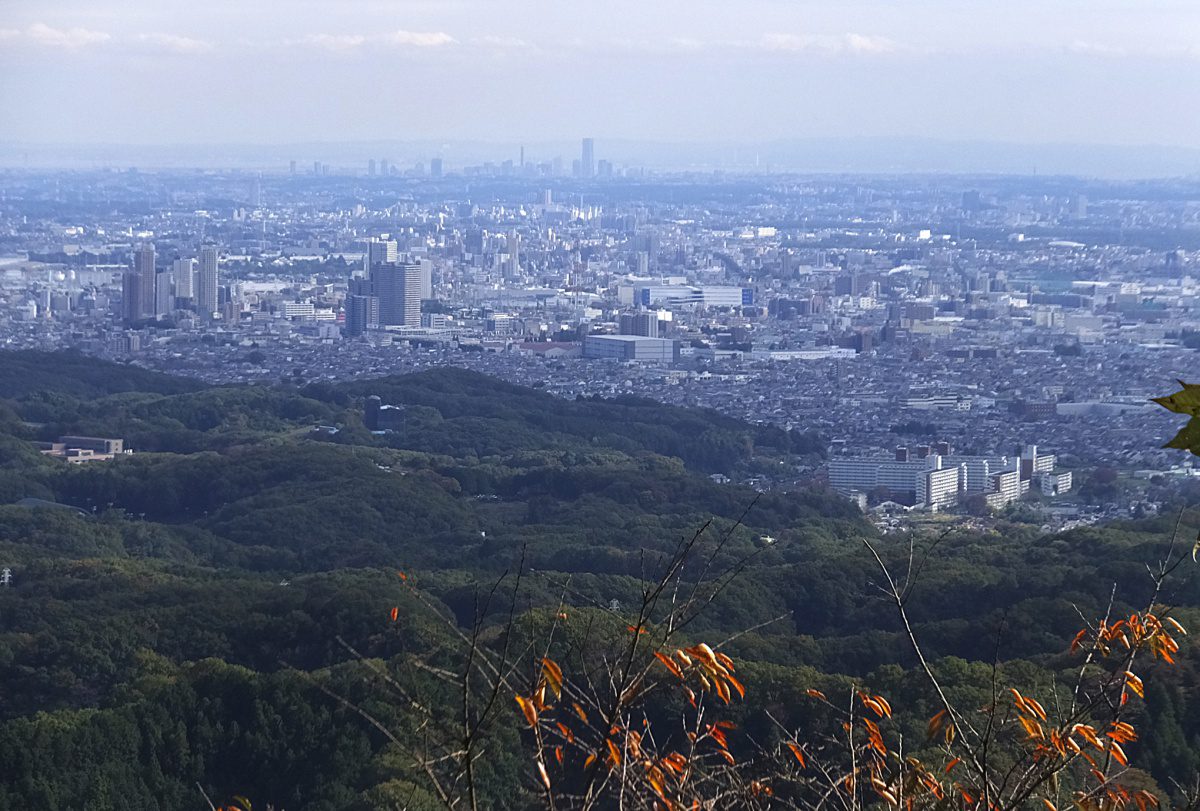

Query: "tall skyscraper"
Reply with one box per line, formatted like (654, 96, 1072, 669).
(418, 259, 433, 300)
(580, 138, 595, 178)
(346, 277, 380, 337)
(173, 258, 196, 300)
(133, 245, 157, 320)
(154, 268, 174, 317)
(505, 232, 520, 279)
(430, 158, 443, 178)
(121, 269, 142, 323)
(370, 262, 423, 326)
(197, 245, 219, 317)
(345, 295, 374, 337)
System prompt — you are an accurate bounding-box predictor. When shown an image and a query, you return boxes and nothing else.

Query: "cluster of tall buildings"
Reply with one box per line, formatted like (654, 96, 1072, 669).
(571, 138, 612, 179)
(121, 244, 219, 323)
(344, 239, 433, 337)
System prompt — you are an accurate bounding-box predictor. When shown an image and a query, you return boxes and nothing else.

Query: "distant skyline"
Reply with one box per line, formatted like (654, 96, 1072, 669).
(3, 137, 1200, 179)
(1, 0, 1199, 154)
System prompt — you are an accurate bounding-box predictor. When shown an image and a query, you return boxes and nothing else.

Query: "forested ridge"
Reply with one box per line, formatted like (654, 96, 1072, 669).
(0, 352, 1197, 810)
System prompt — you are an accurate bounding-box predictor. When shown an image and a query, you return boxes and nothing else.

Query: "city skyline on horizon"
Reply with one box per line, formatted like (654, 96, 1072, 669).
(1, 0, 1199, 157)
(3, 135, 1200, 178)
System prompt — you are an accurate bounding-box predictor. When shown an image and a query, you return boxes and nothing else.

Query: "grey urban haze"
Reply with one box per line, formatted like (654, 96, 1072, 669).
(1, 0, 1199, 174)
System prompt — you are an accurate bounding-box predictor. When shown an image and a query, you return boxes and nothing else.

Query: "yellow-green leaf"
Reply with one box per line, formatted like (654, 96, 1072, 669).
(1152, 382, 1200, 417)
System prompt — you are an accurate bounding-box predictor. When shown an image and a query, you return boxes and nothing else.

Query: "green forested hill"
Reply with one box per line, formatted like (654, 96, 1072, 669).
(0, 349, 205, 399)
(324, 367, 824, 472)
(0, 351, 1197, 809)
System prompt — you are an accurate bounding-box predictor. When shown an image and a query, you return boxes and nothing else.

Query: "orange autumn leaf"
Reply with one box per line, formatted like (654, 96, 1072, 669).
(541, 657, 564, 698)
(1110, 741, 1129, 767)
(606, 738, 622, 767)
(927, 709, 948, 740)
(786, 742, 806, 768)
(654, 651, 684, 680)
(515, 694, 538, 727)
(1124, 671, 1144, 699)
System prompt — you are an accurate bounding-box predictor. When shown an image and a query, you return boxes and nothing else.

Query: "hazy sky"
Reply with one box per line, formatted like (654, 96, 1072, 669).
(1, 0, 1198, 147)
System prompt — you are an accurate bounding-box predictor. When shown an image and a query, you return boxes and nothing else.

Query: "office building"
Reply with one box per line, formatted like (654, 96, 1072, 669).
(121, 270, 142, 323)
(580, 138, 595, 178)
(364, 396, 406, 431)
(366, 238, 398, 268)
(503, 233, 520, 279)
(632, 285, 752, 309)
(430, 158, 443, 178)
(197, 245, 219, 317)
(345, 294, 378, 337)
(486, 314, 515, 334)
(154, 268, 174, 317)
(905, 394, 972, 411)
(281, 301, 316, 319)
(173, 258, 196, 301)
(583, 335, 678, 363)
(371, 262, 424, 326)
(135, 245, 156, 319)
(619, 311, 659, 338)
(419, 259, 433, 300)
(37, 436, 126, 463)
